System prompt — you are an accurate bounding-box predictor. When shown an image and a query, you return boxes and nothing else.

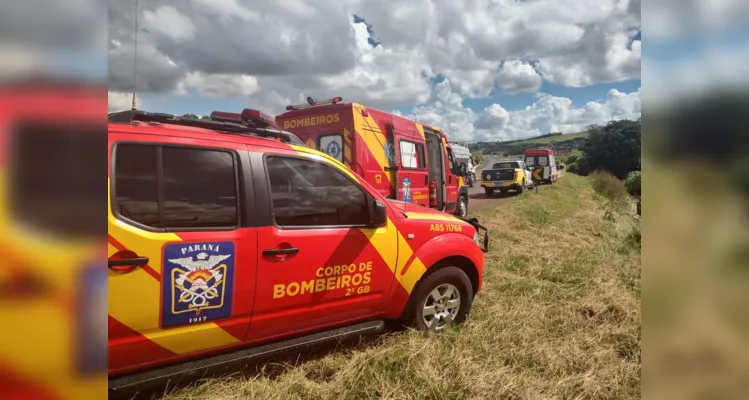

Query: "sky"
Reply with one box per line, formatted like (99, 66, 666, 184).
(107, 0, 643, 142)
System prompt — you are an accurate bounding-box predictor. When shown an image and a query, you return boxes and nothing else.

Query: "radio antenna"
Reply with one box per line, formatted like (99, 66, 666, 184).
(131, 0, 139, 110)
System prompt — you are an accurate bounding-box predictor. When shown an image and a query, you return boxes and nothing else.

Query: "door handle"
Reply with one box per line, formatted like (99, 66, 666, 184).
(108, 257, 149, 267)
(424, 175, 428, 185)
(262, 248, 300, 256)
(448, 175, 452, 184)
(108, 256, 149, 274)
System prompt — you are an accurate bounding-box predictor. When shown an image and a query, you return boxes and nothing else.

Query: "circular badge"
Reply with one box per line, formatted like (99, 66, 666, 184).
(326, 141, 341, 159)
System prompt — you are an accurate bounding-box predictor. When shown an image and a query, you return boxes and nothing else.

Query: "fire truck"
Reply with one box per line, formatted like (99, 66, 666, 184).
(274, 97, 472, 218)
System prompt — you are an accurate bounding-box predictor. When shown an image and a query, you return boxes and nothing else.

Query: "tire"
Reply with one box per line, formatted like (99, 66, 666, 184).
(517, 179, 526, 193)
(455, 195, 468, 218)
(468, 174, 475, 188)
(400, 266, 474, 332)
(484, 187, 494, 197)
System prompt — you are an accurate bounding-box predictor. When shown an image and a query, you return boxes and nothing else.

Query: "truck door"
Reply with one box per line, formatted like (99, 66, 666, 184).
(250, 152, 397, 340)
(108, 134, 256, 372)
(444, 145, 460, 212)
(392, 118, 429, 206)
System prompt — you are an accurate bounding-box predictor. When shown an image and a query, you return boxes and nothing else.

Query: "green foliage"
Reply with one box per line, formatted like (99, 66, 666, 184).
(565, 155, 578, 164)
(624, 171, 641, 196)
(181, 113, 200, 119)
(472, 152, 484, 167)
(579, 120, 641, 180)
(566, 163, 578, 174)
(591, 170, 629, 204)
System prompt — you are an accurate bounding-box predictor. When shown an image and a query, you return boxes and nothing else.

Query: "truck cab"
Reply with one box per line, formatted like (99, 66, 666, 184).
(274, 97, 471, 218)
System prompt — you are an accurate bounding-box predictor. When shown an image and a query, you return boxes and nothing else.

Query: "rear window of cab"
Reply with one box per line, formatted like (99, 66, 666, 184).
(492, 162, 519, 169)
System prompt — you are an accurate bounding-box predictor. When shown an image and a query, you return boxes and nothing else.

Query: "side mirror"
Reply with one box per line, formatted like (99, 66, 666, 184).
(369, 198, 387, 227)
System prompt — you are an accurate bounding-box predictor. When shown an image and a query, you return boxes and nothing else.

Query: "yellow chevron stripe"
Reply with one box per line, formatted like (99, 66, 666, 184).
(0, 169, 103, 399)
(107, 180, 241, 354)
(352, 103, 392, 184)
(360, 218, 426, 294)
(343, 128, 352, 162)
(415, 123, 426, 141)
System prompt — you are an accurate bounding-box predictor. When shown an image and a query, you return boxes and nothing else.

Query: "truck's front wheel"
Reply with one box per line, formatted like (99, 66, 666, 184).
(455, 195, 468, 218)
(401, 267, 474, 332)
(468, 173, 475, 187)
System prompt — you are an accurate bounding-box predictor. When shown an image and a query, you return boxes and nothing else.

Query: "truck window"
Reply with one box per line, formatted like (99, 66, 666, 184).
(399, 139, 426, 169)
(319, 134, 344, 162)
(493, 162, 518, 169)
(113, 143, 239, 229)
(446, 147, 456, 173)
(266, 156, 368, 227)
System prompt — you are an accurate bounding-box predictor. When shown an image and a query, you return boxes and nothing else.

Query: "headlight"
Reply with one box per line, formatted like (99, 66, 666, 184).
(473, 231, 480, 245)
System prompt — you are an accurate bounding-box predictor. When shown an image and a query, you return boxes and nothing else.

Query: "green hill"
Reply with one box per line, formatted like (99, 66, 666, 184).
(514, 131, 588, 145)
(469, 131, 589, 155)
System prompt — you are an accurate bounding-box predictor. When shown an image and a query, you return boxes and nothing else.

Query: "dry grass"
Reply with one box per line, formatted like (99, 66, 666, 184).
(160, 174, 641, 400)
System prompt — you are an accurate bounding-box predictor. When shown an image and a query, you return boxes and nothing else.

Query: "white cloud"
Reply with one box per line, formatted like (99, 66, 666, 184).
(109, 0, 641, 107)
(179, 72, 260, 98)
(142, 6, 196, 42)
(403, 83, 641, 142)
(107, 0, 643, 135)
(496, 60, 542, 94)
(643, 0, 748, 40)
(109, 91, 141, 112)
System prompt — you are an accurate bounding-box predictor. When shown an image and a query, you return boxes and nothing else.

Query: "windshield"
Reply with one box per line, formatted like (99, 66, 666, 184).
(492, 162, 519, 169)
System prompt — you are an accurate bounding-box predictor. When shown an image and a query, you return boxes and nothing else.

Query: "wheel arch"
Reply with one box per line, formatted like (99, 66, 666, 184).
(458, 186, 469, 199)
(413, 253, 480, 296)
(393, 254, 480, 321)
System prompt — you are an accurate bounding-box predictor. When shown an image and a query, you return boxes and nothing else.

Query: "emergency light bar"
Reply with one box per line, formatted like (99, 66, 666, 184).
(108, 109, 304, 145)
(208, 108, 279, 129)
(286, 96, 342, 111)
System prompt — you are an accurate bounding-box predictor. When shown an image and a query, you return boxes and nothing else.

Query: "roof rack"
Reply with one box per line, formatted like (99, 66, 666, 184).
(108, 109, 305, 145)
(286, 96, 342, 111)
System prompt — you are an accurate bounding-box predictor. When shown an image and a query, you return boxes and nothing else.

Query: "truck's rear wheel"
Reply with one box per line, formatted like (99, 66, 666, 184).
(484, 188, 494, 197)
(469, 174, 475, 187)
(401, 266, 474, 332)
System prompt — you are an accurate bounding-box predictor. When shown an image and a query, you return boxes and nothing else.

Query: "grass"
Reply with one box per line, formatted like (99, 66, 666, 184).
(160, 174, 641, 400)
